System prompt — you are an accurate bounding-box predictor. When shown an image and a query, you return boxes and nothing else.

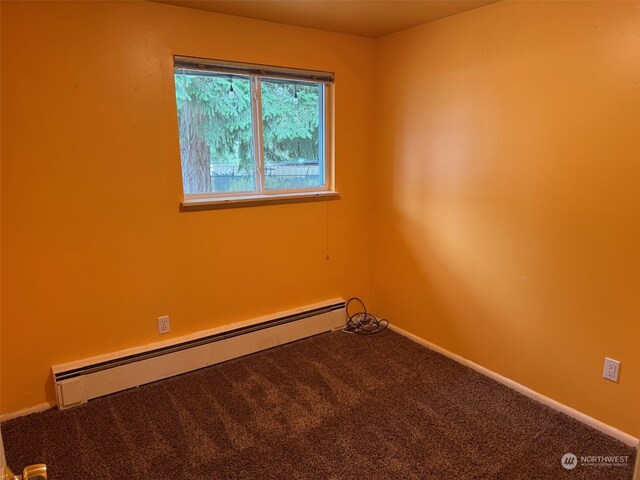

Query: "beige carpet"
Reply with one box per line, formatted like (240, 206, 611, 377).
(2, 330, 636, 479)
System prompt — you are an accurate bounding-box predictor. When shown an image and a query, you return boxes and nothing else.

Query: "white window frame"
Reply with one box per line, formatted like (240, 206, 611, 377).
(174, 56, 337, 208)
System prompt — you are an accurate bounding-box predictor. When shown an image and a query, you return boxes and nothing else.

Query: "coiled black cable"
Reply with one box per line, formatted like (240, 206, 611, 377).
(342, 297, 389, 335)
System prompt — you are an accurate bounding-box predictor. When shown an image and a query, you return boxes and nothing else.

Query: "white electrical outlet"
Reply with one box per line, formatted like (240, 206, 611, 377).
(603, 357, 620, 383)
(158, 315, 170, 335)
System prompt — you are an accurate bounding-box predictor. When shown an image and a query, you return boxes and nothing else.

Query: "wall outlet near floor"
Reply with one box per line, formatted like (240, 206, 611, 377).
(602, 357, 620, 383)
(158, 315, 170, 335)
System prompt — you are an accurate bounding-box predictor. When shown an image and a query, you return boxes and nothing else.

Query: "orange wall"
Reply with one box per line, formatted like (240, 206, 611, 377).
(372, 1, 639, 436)
(0, 1, 375, 414)
(2, 0, 639, 439)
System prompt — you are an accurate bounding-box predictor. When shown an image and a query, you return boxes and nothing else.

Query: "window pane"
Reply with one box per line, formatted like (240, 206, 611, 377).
(174, 72, 256, 194)
(261, 80, 324, 190)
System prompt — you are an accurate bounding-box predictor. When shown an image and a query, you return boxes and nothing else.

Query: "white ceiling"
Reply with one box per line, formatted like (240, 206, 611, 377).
(151, 0, 498, 38)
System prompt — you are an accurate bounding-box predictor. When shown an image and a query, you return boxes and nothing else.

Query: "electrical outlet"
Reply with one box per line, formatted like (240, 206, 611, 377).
(158, 315, 170, 335)
(603, 357, 620, 383)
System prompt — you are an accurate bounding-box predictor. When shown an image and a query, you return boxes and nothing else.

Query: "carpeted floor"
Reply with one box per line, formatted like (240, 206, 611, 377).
(2, 330, 636, 479)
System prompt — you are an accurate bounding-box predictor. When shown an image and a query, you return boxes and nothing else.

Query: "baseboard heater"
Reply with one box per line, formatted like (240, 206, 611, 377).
(52, 299, 346, 409)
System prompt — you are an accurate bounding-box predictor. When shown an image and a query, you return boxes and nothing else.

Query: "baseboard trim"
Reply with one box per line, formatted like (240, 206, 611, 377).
(2, 326, 636, 450)
(389, 324, 639, 448)
(0, 402, 55, 423)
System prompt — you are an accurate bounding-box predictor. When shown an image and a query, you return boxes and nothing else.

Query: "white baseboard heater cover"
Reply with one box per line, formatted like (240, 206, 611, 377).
(52, 299, 346, 409)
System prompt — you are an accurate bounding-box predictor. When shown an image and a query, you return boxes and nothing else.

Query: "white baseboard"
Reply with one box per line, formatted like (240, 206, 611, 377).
(0, 402, 55, 423)
(389, 324, 639, 448)
(2, 323, 637, 451)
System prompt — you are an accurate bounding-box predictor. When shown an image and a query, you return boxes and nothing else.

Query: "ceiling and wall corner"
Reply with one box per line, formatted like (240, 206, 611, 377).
(150, 0, 499, 37)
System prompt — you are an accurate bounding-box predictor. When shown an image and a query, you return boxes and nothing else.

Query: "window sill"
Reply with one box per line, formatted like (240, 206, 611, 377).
(180, 190, 341, 211)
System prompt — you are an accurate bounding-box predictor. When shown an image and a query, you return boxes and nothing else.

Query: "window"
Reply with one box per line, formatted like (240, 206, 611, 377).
(173, 56, 335, 206)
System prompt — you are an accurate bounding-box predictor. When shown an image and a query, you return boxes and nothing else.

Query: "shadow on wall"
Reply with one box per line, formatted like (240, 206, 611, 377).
(370, 0, 640, 436)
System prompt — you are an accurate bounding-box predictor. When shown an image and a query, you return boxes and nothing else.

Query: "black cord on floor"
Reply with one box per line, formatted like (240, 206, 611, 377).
(342, 297, 389, 335)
